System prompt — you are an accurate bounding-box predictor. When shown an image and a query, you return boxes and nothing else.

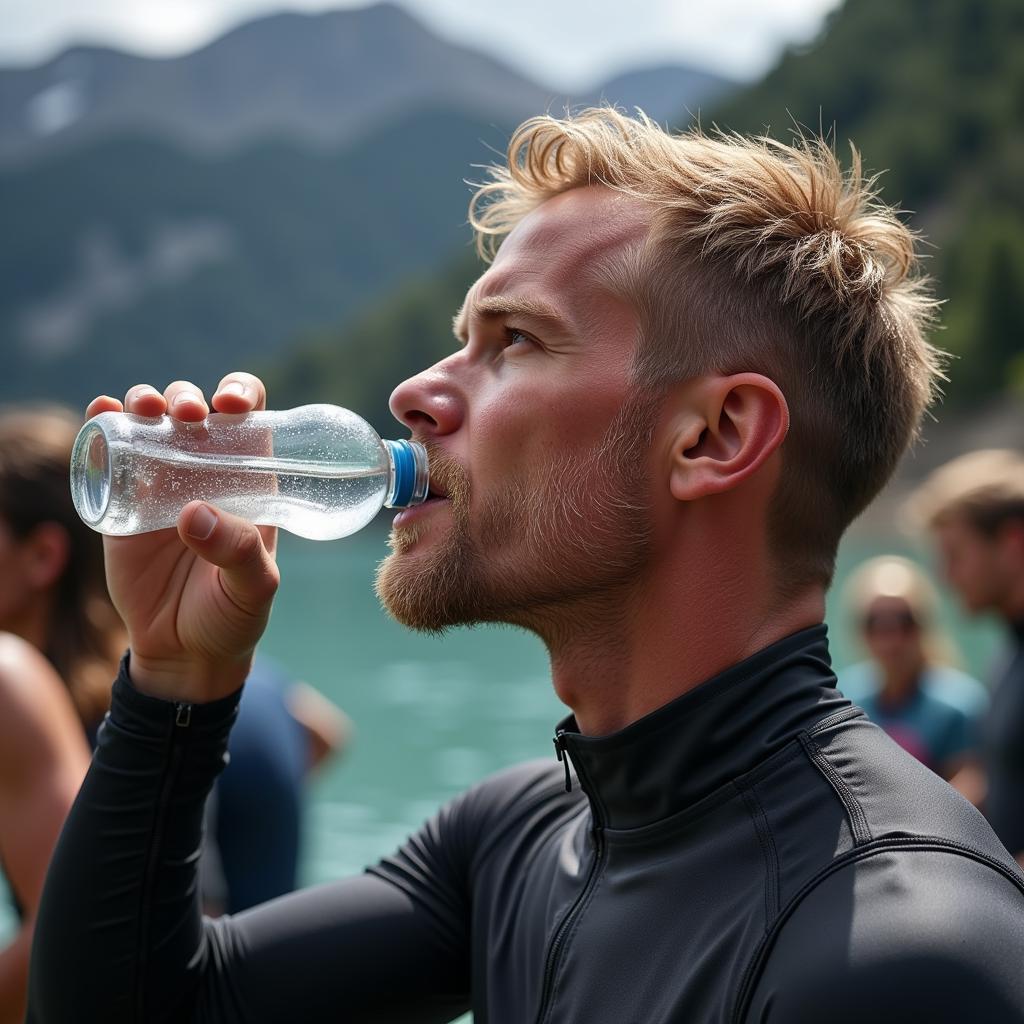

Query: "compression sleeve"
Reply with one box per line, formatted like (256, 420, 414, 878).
(744, 848, 1024, 1022)
(26, 657, 471, 1023)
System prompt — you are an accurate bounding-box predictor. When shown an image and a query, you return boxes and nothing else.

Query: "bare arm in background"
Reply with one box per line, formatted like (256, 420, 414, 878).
(0, 634, 89, 1024)
(287, 681, 353, 771)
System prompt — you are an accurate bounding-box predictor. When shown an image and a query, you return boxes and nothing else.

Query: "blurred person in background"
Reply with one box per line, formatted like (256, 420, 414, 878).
(838, 555, 987, 804)
(0, 406, 349, 921)
(0, 407, 99, 1023)
(908, 449, 1024, 868)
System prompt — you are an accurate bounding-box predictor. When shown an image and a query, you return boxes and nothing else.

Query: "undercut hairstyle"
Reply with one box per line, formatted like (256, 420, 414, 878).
(906, 449, 1024, 537)
(469, 108, 946, 590)
(0, 406, 123, 727)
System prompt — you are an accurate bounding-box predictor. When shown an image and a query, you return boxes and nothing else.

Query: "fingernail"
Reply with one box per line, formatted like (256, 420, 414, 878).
(171, 393, 191, 409)
(187, 504, 217, 540)
(220, 381, 246, 398)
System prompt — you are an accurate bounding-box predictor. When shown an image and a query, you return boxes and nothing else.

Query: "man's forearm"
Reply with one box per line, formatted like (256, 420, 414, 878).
(27, 657, 241, 1023)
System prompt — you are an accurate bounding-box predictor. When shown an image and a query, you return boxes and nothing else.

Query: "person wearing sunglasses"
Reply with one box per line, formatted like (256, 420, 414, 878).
(839, 556, 988, 804)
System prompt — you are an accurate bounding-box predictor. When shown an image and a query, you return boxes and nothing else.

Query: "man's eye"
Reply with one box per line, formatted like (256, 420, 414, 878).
(505, 328, 533, 349)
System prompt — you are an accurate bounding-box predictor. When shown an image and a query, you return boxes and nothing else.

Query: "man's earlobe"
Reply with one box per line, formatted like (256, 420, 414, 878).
(668, 374, 789, 503)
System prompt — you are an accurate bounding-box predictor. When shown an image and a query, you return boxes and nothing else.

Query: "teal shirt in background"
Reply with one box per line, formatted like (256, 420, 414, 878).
(838, 662, 989, 774)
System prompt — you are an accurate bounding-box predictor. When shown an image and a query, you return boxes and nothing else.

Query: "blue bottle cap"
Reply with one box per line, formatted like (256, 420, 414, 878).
(384, 439, 429, 508)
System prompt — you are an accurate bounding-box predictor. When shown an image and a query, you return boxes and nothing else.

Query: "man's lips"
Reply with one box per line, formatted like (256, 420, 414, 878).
(392, 490, 450, 528)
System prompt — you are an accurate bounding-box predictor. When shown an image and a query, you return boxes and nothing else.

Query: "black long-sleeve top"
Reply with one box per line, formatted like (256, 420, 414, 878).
(27, 627, 1024, 1022)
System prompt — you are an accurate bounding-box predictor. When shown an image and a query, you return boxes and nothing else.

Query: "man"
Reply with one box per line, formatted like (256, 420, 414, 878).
(28, 110, 1024, 1022)
(908, 449, 1024, 868)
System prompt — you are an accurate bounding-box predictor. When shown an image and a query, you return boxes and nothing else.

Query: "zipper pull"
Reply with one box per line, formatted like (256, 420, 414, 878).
(553, 732, 572, 793)
(174, 702, 192, 728)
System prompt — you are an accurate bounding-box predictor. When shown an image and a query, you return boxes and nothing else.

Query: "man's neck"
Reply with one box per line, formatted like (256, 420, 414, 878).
(541, 546, 826, 736)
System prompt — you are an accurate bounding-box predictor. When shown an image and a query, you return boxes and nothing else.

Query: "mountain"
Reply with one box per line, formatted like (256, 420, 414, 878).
(0, 4, 739, 408)
(0, 3, 557, 167)
(0, 6, 739, 170)
(708, 0, 1024, 404)
(0, 107, 510, 407)
(579, 64, 736, 125)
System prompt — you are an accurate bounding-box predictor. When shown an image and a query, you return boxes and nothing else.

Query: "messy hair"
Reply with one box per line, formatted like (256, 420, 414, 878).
(470, 108, 946, 590)
(905, 449, 1024, 537)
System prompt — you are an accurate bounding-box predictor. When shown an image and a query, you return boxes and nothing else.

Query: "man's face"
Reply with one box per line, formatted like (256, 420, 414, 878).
(931, 515, 1010, 614)
(376, 187, 660, 633)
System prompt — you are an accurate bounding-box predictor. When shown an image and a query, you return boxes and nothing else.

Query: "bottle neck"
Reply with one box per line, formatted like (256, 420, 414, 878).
(384, 439, 429, 508)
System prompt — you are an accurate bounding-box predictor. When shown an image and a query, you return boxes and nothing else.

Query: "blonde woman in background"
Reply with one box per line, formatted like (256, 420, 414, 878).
(839, 555, 988, 804)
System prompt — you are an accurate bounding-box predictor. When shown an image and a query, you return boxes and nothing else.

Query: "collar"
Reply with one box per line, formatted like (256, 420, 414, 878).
(554, 624, 849, 830)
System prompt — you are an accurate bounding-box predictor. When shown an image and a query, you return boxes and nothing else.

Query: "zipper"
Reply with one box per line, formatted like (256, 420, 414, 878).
(133, 701, 193, 1022)
(535, 733, 607, 1024)
(553, 731, 573, 792)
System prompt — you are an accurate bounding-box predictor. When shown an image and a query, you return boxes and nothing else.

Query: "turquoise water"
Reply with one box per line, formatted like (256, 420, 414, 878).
(0, 523, 1005, 1011)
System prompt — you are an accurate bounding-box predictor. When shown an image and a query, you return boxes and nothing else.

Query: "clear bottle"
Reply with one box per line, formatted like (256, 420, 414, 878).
(70, 404, 429, 541)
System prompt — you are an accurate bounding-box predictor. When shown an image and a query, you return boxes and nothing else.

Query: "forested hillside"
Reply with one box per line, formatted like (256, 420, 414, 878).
(711, 0, 1024, 403)
(264, 250, 481, 433)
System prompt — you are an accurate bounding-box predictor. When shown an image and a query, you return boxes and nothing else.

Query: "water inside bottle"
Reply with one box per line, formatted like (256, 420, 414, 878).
(87, 437, 391, 541)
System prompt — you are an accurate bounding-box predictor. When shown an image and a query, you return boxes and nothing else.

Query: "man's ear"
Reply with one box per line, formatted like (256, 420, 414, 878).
(24, 522, 71, 591)
(667, 373, 789, 502)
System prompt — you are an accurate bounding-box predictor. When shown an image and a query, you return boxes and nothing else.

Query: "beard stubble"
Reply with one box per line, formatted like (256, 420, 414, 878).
(375, 389, 662, 635)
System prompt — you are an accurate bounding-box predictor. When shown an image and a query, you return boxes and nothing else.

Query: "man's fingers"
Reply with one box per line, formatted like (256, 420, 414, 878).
(163, 381, 209, 422)
(123, 384, 166, 417)
(86, 395, 124, 418)
(212, 372, 268, 414)
(178, 502, 280, 613)
(91, 373, 266, 422)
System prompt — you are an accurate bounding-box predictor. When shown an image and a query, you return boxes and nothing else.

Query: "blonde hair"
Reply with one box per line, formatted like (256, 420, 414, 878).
(905, 448, 1024, 536)
(470, 108, 946, 589)
(842, 555, 959, 666)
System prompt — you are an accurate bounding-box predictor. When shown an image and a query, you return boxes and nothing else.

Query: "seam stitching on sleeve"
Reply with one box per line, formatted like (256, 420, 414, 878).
(799, 733, 872, 845)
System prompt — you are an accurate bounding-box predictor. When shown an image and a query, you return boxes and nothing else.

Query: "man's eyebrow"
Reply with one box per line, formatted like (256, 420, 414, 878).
(452, 295, 573, 343)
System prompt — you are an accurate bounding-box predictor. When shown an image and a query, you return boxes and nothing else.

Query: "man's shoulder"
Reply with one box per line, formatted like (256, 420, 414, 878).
(750, 842, 1024, 1021)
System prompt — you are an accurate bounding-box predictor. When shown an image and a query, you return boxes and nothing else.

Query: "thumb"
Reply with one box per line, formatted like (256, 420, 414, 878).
(178, 502, 280, 613)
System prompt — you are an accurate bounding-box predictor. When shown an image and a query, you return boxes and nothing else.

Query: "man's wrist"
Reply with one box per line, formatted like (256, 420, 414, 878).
(126, 649, 252, 704)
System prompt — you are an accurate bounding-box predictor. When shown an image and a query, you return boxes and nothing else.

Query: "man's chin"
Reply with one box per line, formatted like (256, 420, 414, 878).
(374, 541, 473, 633)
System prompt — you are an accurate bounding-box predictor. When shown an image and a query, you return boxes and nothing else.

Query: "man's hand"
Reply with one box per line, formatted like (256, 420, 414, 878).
(86, 372, 279, 703)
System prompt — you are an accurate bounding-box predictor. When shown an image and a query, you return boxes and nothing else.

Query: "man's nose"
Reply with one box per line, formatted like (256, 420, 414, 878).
(389, 359, 465, 437)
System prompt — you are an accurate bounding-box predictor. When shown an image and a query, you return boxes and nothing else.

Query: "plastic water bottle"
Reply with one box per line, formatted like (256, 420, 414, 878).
(70, 404, 429, 541)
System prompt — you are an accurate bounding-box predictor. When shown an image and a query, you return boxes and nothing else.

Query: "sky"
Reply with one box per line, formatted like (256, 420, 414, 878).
(0, 0, 843, 91)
